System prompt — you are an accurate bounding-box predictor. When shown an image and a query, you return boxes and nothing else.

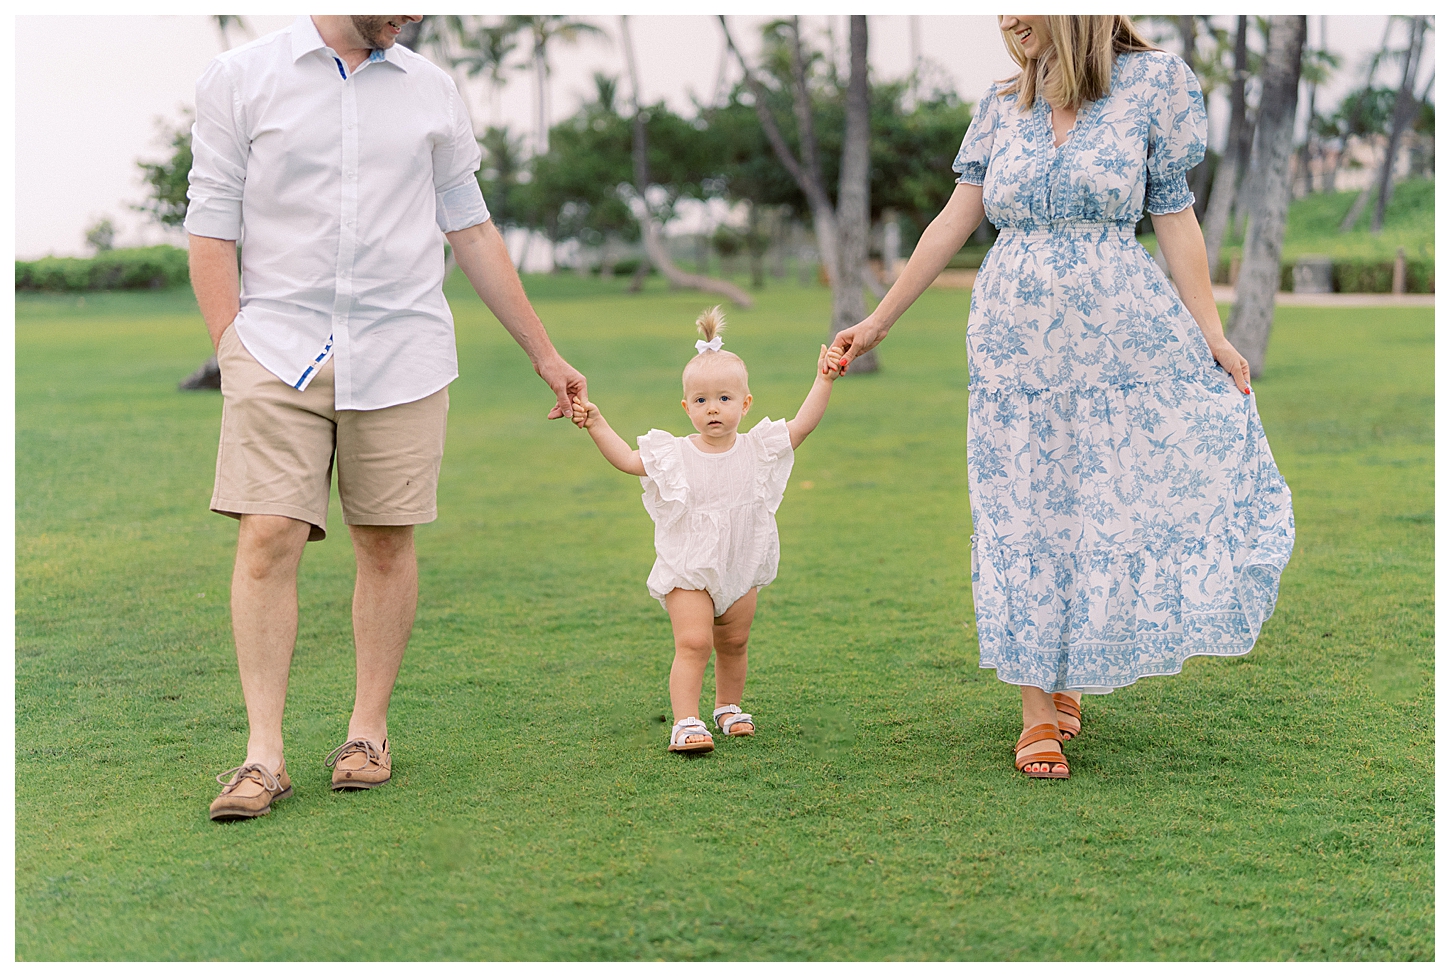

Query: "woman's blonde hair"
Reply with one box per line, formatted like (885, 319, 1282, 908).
(683, 306, 748, 388)
(1000, 16, 1156, 110)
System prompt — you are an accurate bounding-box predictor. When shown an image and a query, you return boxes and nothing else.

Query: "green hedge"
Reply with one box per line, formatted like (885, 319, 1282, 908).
(16, 245, 190, 292)
(1217, 255, 1435, 294)
(1332, 257, 1434, 294)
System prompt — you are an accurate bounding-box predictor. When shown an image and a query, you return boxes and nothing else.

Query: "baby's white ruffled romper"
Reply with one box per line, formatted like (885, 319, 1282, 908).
(637, 418, 795, 618)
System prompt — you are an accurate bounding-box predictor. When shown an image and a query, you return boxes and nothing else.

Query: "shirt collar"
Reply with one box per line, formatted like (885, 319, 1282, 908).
(291, 16, 410, 72)
(291, 15, 326, 61)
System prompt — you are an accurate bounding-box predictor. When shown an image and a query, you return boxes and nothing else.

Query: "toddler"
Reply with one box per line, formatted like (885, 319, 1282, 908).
(571, 307, 841, 752)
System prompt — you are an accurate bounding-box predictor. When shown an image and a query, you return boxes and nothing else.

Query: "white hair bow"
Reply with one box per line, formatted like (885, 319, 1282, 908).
(695, 337, 724, 354)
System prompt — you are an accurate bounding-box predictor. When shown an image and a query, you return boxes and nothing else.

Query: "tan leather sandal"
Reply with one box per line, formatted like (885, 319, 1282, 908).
(1052, 693, 1082, 741)
(1014, 723, 1070, 779)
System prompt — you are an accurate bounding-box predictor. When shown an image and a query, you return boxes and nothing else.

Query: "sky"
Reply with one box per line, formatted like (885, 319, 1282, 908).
(13, 14, 1433, 259)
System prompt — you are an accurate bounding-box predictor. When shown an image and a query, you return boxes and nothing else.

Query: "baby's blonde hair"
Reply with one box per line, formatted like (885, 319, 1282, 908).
(682, 306, 749, 389)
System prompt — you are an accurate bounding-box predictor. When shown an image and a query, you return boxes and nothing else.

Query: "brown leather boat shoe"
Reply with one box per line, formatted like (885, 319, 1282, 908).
(325, 737, 391, 790)
(209, 760, 292, 820)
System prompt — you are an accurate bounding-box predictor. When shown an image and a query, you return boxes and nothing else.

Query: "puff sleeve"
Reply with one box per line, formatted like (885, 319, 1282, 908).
(638, 430, 688, 529)
(749, 418, 795, 514)
(1143, 54, 1207, 215)
(952, 83, 1003, 186)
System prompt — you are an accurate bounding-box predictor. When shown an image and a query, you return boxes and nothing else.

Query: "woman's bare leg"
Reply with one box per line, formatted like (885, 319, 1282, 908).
(1018, 685, 1068, 775)
(1055, 689, 1083, 738)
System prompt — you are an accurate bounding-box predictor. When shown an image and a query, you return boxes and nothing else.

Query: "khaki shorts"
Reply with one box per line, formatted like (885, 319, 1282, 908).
(211, 325, 449, 541)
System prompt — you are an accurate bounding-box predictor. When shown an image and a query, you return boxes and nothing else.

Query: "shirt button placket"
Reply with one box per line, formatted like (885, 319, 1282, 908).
(332, 66, 360, 407)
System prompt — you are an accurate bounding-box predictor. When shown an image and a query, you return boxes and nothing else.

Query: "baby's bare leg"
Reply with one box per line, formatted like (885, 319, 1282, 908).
(712, 588, 757, 714)
(664, 589, 716, 745)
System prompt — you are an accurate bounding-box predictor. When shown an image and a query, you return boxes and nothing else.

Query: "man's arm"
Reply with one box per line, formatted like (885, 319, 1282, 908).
(189, 234, 240, 350)
(446, 221, 587, 419)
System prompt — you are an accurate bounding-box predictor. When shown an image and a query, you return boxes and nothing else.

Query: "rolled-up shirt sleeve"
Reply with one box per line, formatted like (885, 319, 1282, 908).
(432, 78, 489, 233)
(184, 60, 248, 240)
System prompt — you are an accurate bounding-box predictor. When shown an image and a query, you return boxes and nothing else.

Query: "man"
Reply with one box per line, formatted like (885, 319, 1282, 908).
(186, 15, 586, 820)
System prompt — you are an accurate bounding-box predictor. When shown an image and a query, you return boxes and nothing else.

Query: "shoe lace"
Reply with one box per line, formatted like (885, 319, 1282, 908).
(215, 762, 281, 794)
(325, 738, 382, 769)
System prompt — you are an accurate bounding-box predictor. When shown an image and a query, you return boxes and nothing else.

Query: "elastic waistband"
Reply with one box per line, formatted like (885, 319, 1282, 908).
(995, 221, 1138, 239)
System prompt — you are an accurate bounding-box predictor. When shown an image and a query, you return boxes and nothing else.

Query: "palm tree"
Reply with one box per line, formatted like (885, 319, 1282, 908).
(1372, 15, 1430, 232)
(833, 16, 871, 351)
(719, 18, 839, 286)
(1336, 18, 1399, 232)
(1295, 21, 1343, 196)
(451, 20, 522, 127)
(504, 16, 604, 155)
(213, 15, 252, 51)
(617, 16, 752, 308)
(1202, 16, 1252, 278)
(1229, 15, 1306, 379)
(718, 15, 876, 369)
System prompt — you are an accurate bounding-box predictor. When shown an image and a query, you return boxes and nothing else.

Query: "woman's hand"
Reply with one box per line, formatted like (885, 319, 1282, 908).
(1208, 337, 1251, 394)
(1151, 207, 1251, 396)
(832, 317, 890, 374)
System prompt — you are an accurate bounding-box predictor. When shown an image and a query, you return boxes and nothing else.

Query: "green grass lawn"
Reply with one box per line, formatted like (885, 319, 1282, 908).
(15, 276, 1433, 960)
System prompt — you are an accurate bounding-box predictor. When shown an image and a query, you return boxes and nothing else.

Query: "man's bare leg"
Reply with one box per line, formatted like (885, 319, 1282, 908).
(232, 514, 312, 770)
(346, 524, 417, 745)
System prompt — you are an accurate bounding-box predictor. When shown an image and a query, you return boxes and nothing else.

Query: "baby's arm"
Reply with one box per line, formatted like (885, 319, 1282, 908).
(571, 396, 647, 476)
(786, 345, 843, 449)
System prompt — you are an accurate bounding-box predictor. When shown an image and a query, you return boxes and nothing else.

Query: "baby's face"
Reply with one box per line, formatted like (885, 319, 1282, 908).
(682, 365, 752, 442)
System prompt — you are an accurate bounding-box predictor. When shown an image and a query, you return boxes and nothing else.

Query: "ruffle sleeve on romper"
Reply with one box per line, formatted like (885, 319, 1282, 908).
(749, 418, 795, 513)
(638, 429, 689, 529)
(638, 429, 701, 607)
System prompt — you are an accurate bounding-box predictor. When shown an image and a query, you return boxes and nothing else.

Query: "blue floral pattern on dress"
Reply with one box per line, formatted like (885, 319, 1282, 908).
(951, 51, 1295, 692)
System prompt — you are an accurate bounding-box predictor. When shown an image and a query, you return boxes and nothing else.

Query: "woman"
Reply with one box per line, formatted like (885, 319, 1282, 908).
(832, 15, 1294, 779)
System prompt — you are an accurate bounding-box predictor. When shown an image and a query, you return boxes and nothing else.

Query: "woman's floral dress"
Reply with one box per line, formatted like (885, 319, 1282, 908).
(953, 50, 1294, 692)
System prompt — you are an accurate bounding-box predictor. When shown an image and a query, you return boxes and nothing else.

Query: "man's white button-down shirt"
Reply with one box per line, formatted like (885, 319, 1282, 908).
(185, 16, 489, 410)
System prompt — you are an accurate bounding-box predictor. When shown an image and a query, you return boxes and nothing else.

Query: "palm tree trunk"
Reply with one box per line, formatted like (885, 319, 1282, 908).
(620, 16, 752, 308)
(786, 18, 843, 285)
(718, 16, 841, 285)
(832, 16, 877, 372)
(1229, 15, 1306, 379)
(1337, 175, 1374, 233)
(1202, 16, 1250, 277)
(1298, 70, 1318, 195)
(1372, 16, 1427, 232)
(533, 38, 548, 155)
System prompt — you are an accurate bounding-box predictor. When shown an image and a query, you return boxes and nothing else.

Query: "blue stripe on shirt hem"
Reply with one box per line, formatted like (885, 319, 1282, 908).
(293, 334, 335, 389)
